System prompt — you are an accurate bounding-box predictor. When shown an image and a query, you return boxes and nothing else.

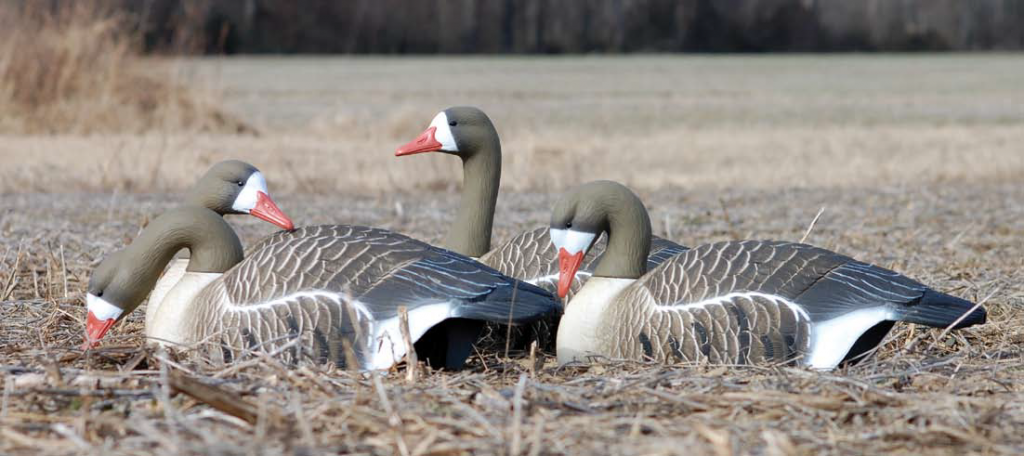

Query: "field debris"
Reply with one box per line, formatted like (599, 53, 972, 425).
(2, 186, 1022, 455)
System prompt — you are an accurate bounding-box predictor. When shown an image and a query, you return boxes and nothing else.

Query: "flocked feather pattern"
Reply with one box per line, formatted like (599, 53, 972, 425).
(188, 225, 559, 369)
(600, 240, 980, 366)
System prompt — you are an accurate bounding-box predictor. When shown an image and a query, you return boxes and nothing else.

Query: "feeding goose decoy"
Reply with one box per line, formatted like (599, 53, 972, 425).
(395, 106, 687, 300)
(549, 180, 986, 369)
(84, 164, 560, 371)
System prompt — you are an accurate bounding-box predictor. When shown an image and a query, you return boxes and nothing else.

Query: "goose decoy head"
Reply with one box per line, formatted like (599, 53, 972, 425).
(549, 181, 651, 299)
(548, 182, 618, 298)
(82, 251, 142, 348)
(187, 160, 294, 231)
(395, 106, 497, 158)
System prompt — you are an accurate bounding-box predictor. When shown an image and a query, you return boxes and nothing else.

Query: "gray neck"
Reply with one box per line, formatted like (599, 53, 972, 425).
(121, 206, 244, 295)
(592, 190, 652, 280)
(444, 139, 501, 257)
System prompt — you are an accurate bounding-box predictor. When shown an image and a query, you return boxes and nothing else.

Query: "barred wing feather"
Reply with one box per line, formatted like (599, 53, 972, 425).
(199, 225, 558, 369)
(611, 240, 983, 369)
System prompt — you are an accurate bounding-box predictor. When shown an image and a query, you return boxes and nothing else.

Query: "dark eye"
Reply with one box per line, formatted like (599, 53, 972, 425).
(96, 291, 103, 297)
(566, 222, 572, 229)
(449, 120, 457, 127)
(236, 181, 244, 187)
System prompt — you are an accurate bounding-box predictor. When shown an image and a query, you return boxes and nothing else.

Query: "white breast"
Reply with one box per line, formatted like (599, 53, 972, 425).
(146, 272, 222, 347)
(146, 258, 190, 330)
(556, 277, 635, 365)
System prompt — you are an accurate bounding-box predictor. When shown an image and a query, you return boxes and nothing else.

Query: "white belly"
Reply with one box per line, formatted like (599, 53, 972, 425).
(556, 277, 634, 365)
(146, 272, 222, 347)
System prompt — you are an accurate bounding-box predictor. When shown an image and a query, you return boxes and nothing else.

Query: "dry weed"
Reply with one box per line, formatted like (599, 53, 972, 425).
(1, 183, 1022, 455)
(0, 1, 245, 134)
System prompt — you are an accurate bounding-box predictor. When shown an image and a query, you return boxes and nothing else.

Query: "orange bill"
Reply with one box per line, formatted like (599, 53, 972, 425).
(251, 191, 295, 231)
(395, 126, 442, 156)
(82, 311, 116, 350)
(557, 247, 585, 299)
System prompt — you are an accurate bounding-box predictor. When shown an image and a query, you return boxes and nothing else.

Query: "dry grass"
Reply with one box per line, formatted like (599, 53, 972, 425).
(1, 183, 1022, 455)
(1, 54, 1023, 454)
(0, 56, 1022, 194)
(0, 1, 244, 134)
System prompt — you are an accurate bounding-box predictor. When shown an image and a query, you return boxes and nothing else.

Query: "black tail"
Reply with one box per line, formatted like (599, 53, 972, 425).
(451, 279, 562, 324)
(897, 289, 986, 329)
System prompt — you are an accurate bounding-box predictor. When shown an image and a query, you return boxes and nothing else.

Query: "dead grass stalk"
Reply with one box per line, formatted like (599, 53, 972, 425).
(0, 1, 244, 134)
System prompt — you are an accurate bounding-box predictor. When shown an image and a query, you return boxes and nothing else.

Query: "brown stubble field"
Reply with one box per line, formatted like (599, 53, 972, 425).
(1, 55, 1024, 455)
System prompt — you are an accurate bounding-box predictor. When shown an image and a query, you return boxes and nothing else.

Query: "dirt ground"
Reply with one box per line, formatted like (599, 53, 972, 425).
(1, 55, 1023, 455)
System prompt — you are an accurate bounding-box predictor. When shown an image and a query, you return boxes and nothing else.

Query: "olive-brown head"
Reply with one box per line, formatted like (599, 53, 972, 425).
(186, 159, 294, 231)
(394, 106, 498, 159)
(549, 180, 652, 299)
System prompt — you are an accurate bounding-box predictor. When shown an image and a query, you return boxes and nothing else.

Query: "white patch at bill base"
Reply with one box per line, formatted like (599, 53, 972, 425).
(231, 171, 268, 213)
(429, 111, 458, 152)
(87, 293, 123, 321)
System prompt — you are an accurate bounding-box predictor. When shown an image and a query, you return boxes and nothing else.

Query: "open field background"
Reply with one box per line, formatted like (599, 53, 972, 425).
(2, 55, 1024, 193)
(2, 52, 1024, 455)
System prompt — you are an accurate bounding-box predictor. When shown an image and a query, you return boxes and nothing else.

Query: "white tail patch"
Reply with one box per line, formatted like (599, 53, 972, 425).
(366, 302, 456, 370)
(805, 306, 894, 370)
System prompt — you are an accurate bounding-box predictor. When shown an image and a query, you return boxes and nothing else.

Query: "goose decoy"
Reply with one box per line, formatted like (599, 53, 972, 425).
(84, 168, 560, 371)
(549, 181, 986, 369)
(395, 106, 686, 300)
(87, 160, 295, 347)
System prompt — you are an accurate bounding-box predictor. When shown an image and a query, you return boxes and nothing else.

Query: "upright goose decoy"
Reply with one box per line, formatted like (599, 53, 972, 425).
(395, 106, 686, 300)
(89, 160, 295, 346)
(549, 181, 986, 369)
(84, 166, 560, 371)
(140, 160, 294, 332)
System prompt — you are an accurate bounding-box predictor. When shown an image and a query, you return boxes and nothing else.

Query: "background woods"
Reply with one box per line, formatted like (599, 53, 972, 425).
(17, 0, 1024, 54)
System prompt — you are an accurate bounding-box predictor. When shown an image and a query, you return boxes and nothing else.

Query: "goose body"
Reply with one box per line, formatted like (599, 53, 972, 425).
(396, 106, 687, 299)
(84, 161, 559, 370)
(153, 224, 558, 369)
(550, 181, 987, 369)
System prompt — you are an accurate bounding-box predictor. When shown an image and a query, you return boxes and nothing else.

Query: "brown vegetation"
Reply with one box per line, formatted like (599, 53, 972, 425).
(0, 21, 1022, 455)
(0, 55, 1022, 195)
(0, 1, 244, 134)
(1, 183, 1022, 455)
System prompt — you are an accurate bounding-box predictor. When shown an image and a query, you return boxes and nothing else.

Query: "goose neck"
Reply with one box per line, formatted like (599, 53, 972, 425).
(121, 206, 243, 301)
(592, 194, 652, 280)
(444, 141, 501, 257)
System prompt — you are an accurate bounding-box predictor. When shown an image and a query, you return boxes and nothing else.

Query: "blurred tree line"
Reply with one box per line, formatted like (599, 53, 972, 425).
(35, 0, 1024, 53)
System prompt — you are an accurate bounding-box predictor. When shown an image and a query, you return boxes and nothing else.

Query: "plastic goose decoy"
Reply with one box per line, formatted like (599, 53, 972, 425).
(84, 162, 560, 370)
(85, 160, 294, 347)
(395, 106, 686, 300)
(549, 181, 986, 369)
